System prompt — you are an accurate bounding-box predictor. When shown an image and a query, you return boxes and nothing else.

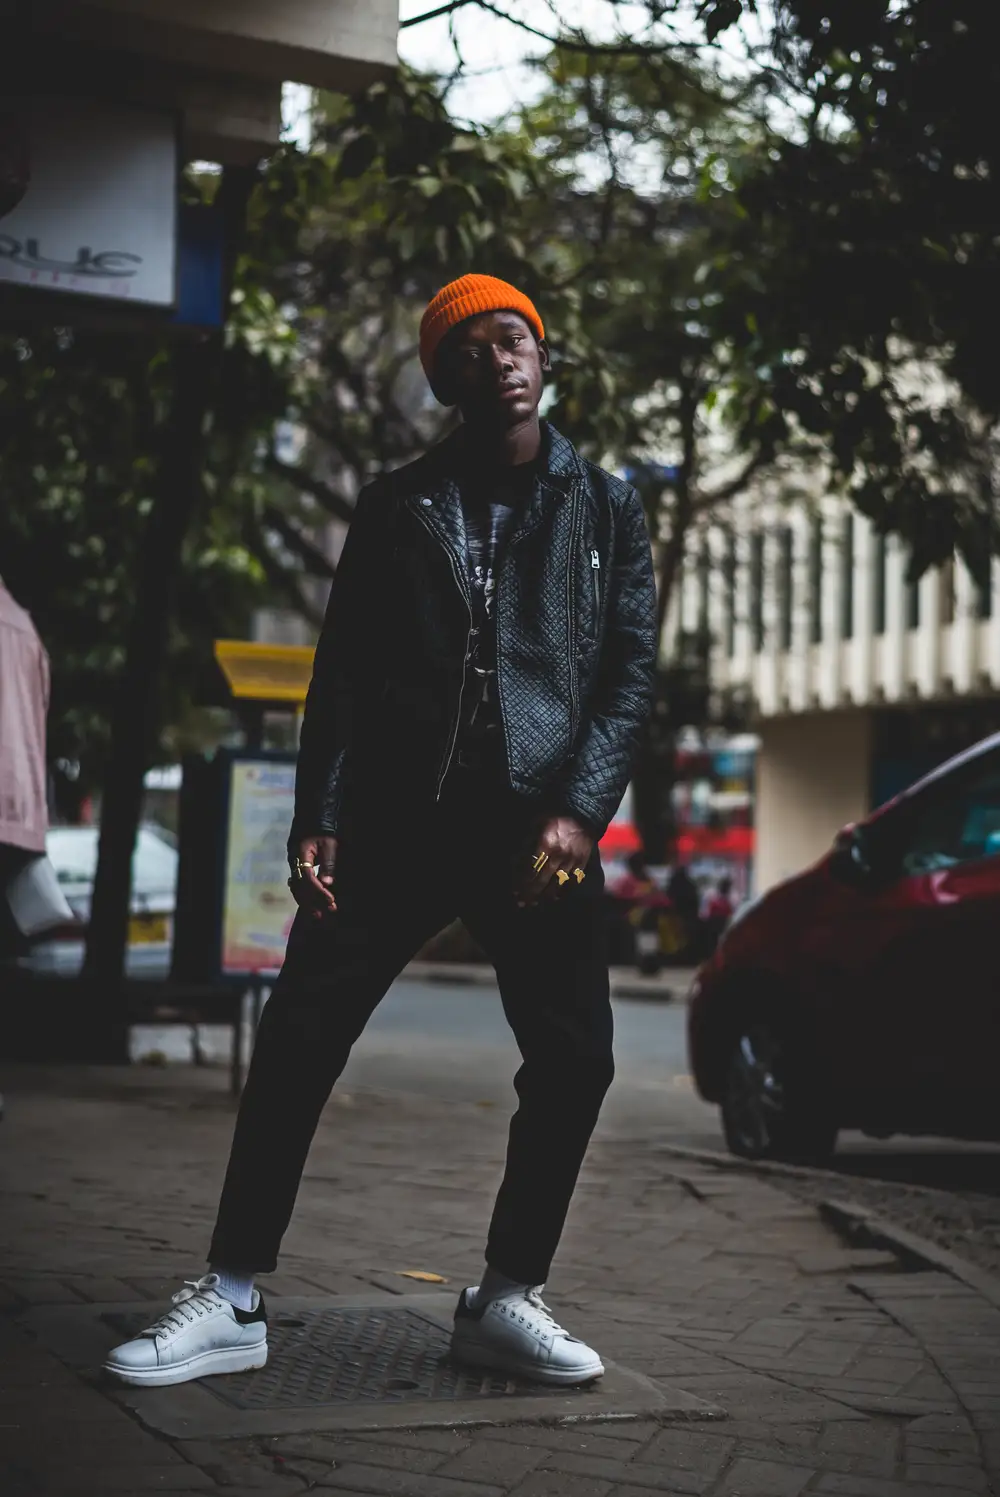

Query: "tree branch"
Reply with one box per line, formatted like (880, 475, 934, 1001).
(261, 505, 337, 579)
(251, 540, 327, 631)
(408, 0, 711, 66)
(700, 448, 771, 506)
(400, 0, 475, 27)
(265, 454, 357, 524)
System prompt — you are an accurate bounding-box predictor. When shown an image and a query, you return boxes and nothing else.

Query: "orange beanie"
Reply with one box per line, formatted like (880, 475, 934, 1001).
(419, 274, 544, 378)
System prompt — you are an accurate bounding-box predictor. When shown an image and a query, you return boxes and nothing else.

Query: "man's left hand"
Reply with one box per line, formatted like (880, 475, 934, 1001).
(517, 815, 594, 906)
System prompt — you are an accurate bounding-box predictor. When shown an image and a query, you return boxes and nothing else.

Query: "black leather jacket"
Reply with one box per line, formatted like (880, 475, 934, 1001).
(292, 423, 657, 841)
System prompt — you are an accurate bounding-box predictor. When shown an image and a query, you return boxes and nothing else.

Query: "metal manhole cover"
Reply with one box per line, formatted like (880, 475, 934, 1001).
(103, 1304, 575, 1410)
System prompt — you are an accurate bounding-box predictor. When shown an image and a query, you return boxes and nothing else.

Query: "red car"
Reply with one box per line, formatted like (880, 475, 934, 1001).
(688, 732, 1000, 1163)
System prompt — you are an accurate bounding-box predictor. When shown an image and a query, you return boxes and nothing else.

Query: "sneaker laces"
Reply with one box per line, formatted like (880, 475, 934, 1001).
(140, 1274, 226, 1341)
(518, 1289, 573, 1341)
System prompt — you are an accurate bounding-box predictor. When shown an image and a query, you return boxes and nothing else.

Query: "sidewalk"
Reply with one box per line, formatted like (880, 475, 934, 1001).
(2, 1061, 998, 1496)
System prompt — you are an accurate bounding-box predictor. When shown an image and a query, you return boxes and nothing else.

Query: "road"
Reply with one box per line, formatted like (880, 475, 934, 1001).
(134, 976, 1000, 1191)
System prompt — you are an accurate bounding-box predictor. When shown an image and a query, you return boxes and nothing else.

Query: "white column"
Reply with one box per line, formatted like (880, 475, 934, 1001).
(850, 514, 874, 705)
(913, 566, 942, 699)
(817, 504, 841, 709)
(732, 527, 753, 692)
(951, 557, 975, 695)
(982, 557, 1000, 689)
(756, 526, 779, 715)
(883, 536, 906, 701)
(788, 507, 811, 712)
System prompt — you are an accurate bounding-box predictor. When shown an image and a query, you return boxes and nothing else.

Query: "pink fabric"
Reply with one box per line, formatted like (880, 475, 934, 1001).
(0, 581, 50, 854)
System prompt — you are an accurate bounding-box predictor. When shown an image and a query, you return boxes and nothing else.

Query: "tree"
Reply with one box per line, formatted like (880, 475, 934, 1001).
(404, 0, 1000, 581)
(260, 76, 568, 522)
(692, 0, 1000, 580)
(0, 76, 557, 1049)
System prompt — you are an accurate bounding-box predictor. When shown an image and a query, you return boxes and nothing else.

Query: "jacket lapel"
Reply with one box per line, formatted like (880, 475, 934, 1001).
(402, 421, 585, 579)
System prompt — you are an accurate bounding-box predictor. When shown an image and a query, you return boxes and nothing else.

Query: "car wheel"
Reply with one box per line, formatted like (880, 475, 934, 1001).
(720, 1015, 838, 1166)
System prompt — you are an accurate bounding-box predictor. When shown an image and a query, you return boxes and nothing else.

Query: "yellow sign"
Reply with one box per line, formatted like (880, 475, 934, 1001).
(221, 760, 297, 975)
(214, 639, 315, 705)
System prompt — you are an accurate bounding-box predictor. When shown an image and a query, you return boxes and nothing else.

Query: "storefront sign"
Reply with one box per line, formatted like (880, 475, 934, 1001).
(221, 760, 296, 976)
(0, 97, 177, 307)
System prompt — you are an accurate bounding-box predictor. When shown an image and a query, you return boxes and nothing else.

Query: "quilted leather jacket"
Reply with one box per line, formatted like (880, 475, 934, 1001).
(292, 423, 657, 841)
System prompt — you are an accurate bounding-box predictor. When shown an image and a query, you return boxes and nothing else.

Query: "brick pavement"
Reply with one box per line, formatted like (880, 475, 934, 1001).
(1, 1062, 998, 1496)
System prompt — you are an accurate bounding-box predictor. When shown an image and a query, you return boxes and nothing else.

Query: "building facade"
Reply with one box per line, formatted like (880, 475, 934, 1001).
(665, 496, 1000, 892)
(3, 2, 396, 324)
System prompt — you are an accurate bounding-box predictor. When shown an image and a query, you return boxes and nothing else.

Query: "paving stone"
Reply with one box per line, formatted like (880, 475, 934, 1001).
(270, 1436, 448, 1476)
(608, 1486, 698, 1497)
(341, 1431, 475, 1457)
(903, 1465, 991, 1492)
(4, 1065, 999, 1497)
(817, 1421, 899, 1470)
(478, 1427, 647, 1461)
(794, 1251, 900, 1275)
(1, 1276, 87, 1305)
(631, 1427, 734, 1483)
(502, 1474, 614, 1497)
(10, 1465, 216, 1492)
(301, 1465, 505, 1497)
(815, 1475, 975, 1497)
(436, 1440, 545, 1485)
(716, 1455, 815, 1494)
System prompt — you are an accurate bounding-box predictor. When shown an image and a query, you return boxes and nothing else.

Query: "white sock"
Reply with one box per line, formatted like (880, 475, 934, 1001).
(210, 1266, 255, 1312)
(470, 1267, 537, 1308)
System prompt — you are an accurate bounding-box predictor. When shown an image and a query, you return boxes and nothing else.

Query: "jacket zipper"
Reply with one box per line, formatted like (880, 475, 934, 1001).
(567, 493, 583, 736)
(412, 504, 473, 800)
(591, 548, 601, 616)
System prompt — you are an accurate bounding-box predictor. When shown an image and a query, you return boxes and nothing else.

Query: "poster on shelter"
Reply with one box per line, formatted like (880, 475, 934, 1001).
(221, 760, 296, 975)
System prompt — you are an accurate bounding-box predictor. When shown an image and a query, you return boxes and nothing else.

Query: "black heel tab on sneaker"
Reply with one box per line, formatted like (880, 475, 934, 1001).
(234, 1295, 267, 1326)
(454, 1290, 486, 1323)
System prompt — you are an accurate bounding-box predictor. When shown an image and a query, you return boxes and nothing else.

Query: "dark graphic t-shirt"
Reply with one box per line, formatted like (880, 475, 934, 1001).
(455, 459, 538, 771)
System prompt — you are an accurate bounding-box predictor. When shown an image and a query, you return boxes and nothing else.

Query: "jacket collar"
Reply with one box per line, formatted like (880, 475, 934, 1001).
(402, 421, 586, 503)
(400, 423, 586, 578)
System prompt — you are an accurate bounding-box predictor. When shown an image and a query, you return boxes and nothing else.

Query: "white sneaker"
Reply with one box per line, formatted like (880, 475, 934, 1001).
(103, 1273, 267, 1387)
(450, 1286, 604, 1386)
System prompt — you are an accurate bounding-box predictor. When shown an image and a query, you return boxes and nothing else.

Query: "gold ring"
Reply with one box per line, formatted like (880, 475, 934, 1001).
(573, 868, 586, 883)
(556, 869, 570, 886)
(294, 860, 317, 876)
(532, 852, 549, 872)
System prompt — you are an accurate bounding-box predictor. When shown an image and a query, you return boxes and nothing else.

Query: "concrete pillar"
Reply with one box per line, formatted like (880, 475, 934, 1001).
(754, 709, 872, 892)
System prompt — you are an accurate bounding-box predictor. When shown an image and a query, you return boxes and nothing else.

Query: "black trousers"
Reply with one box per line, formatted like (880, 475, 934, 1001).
(208, 772, 614, 1285)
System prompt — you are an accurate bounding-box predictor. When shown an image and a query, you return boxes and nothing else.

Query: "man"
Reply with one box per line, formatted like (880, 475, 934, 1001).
(105, 273, 657, 1389)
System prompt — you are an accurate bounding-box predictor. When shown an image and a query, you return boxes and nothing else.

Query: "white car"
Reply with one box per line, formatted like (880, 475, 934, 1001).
(22, 824, 178, 978)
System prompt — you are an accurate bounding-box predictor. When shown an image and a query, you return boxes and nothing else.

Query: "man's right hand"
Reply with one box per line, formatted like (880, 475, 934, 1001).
(288, 835, 338, 921)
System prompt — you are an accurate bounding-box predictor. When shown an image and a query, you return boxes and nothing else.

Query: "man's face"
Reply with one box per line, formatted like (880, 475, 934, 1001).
(434, 310, 550, 427)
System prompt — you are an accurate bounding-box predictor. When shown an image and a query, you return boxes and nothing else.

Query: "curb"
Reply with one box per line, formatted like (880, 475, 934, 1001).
(819, 1197, 1000, 1312)
(656, 1142, 1000, 1312)
(656, 1140, 839, 1185)
(399, 963, 688, 1003)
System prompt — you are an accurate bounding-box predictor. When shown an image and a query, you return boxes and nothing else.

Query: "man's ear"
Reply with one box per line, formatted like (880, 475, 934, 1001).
(538, 338, 552, 373)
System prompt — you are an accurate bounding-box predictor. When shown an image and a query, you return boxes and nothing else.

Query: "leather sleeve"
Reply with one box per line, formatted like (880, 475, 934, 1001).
(289, 486, 380, 846)
(558, 485, 657, 838)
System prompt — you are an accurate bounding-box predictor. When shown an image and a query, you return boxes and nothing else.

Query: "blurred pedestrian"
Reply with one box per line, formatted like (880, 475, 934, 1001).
(0, 578, 51, 955)
(703, 875, 735, 954)
(0, 578, 65, 1124)
(609, 851, 669, 974)
(105, 273, 657, 1390)
(664, 861, 702, 960)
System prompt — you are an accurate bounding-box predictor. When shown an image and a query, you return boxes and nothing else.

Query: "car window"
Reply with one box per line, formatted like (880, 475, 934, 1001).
(46, 825, 177, 895)
(897, 750, 1000, 877)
